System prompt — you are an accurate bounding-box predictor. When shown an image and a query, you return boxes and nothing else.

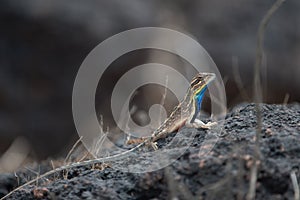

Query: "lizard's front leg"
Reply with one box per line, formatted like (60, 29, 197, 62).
(186, 119, 217, 129)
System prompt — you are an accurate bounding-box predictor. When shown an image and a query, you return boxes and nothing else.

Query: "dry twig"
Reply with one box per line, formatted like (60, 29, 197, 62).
(291, 171, 300, 200)
(248, 0, 286, 199)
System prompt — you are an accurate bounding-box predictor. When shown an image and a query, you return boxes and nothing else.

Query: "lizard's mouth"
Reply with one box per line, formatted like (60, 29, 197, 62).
(202, 72, 216, 85)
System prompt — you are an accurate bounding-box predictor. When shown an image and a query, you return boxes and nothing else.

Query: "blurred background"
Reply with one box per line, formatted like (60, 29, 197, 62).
(0, 0, 299, 167)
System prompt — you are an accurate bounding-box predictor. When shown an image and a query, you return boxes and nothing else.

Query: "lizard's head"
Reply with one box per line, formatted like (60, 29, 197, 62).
(190, 72, 215, 105)
(190, 73, 215, 94)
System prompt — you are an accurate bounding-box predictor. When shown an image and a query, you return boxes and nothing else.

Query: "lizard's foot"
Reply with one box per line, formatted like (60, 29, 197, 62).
(187, 119, 217, 129)
(126, 137, 146, 145)
(149, 142, 158, 150)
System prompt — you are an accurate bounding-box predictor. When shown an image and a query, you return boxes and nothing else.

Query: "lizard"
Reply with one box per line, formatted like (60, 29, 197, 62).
(0, 72, 216, 200)
(127, 72, 217, 149)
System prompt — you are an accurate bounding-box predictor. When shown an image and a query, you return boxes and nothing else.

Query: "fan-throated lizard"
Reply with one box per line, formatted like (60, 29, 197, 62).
(1, 72, 216, 200)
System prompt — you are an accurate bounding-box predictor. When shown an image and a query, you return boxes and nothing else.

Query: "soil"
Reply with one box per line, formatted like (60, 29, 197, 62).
(0, 103, 299, 200)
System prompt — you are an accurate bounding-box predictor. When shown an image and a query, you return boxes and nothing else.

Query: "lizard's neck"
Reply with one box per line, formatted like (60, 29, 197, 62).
(190, 85, 207, 123)
(195, 86, 207, 111)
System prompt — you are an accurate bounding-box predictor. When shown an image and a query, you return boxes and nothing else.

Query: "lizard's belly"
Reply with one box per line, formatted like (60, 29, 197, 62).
(168, 119, 187, 133)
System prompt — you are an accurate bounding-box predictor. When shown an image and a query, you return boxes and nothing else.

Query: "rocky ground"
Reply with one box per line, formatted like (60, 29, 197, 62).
(0, 103, 299, 199)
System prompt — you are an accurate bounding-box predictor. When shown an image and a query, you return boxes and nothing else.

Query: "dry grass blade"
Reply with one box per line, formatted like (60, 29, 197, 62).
(158, 75, 169, 128)
(283, 93, 290, 105)
(164, 166, 196, 200)
(62, 136, 82, 179)
(14, 172, 19, 186)
(232, 56, 250, 101)
(64, 136, 83, 164)
(291, 171, 300, 200)
(248, 0, 286, 200)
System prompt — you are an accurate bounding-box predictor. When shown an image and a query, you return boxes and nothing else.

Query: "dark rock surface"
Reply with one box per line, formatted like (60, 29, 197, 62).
(0, 103, 299, 199)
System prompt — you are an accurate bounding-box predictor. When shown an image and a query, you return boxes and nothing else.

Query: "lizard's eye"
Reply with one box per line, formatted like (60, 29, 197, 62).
(191, 78, 200, 87)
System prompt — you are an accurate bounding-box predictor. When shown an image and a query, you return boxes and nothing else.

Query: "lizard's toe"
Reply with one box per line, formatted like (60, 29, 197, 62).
(150, 142, 158, 150)
(200, 122, 218, 129)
